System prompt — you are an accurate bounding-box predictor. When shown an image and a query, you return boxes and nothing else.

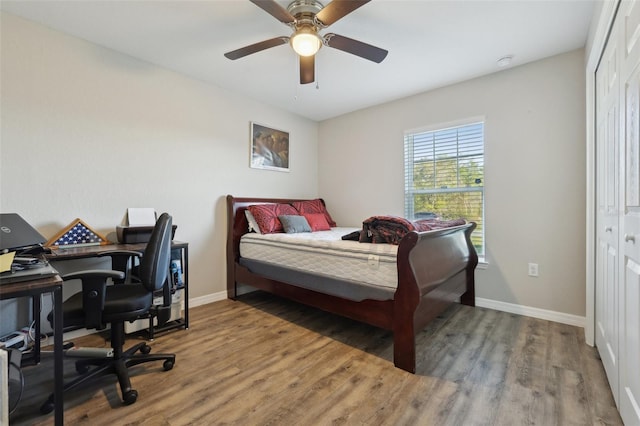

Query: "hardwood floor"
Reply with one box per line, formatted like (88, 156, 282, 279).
(11, 291, 622, 425)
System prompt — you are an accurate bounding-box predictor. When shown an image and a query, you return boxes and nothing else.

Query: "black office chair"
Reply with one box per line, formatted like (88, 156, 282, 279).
(40, 213, 176, 413)
(96, 248, 175, 338)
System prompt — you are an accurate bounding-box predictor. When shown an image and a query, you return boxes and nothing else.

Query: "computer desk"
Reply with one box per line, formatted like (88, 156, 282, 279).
(0, 241, 187, 424)
(0, 275, 64, 426)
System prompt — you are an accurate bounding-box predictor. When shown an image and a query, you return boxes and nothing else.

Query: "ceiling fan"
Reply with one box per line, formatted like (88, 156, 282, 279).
(224, 0, 388, 84)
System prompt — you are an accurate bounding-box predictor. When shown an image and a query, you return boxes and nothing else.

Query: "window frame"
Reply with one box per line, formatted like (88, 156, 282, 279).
(403, 117, 486, 258)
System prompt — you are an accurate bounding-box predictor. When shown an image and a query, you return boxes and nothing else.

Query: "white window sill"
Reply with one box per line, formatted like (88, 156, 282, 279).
(477, 258, 488, 270)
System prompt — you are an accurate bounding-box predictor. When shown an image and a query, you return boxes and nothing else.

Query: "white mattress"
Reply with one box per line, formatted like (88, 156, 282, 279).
(239, 227, 399, 289)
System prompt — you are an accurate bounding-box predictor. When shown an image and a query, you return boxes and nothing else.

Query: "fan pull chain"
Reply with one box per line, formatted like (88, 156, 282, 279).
(293, 54, 299, 100)
(315, 55, 319, 89)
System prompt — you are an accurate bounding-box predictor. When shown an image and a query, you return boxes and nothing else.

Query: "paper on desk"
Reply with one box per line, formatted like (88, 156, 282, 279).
(0, 251, 15, 273)
(127, 208, 156, 226)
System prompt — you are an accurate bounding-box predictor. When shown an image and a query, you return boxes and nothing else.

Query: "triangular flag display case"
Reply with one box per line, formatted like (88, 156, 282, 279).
(46, 218, 109, 249)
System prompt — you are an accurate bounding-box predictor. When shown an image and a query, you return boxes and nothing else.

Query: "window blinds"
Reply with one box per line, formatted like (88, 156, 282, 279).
(404, 121, 485, 255)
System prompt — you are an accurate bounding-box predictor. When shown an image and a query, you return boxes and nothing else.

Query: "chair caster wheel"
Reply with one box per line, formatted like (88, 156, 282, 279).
(140, 344, 151, 355)
(40, 398, 55, 414)
(163, 360, 174, 371)
(123, 389, 138, 405)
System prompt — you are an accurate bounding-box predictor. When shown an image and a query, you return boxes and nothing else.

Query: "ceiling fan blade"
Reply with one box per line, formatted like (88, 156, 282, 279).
(224, 37, 289, 60)
(315, 0, 370, 27)
(250, 0, 296, 24)
(300, 55, 315, 84)
(324, 33, 388, 63)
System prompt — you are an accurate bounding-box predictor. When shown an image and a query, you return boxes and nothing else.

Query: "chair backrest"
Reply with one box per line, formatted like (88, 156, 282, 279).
(138, 213, 172, 293)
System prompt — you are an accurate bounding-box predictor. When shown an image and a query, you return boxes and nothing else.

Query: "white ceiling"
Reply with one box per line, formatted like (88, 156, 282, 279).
(1, 0, 596, 122)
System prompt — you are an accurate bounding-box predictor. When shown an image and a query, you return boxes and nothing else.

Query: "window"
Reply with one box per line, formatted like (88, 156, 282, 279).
(404, 120, 485, 256)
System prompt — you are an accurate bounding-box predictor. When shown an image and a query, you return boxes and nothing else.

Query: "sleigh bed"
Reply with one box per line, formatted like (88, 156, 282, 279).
(226, 195, 478, 373)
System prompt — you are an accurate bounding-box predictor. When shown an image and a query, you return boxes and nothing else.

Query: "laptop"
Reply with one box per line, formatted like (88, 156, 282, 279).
(0, 213, 58, 284)
(0, 213, 47, 252)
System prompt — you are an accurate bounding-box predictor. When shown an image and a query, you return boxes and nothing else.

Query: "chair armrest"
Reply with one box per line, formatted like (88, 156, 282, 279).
(96, 250, 143, 258)
(97, 250, 143, 284)
(62, 270, 125, 329)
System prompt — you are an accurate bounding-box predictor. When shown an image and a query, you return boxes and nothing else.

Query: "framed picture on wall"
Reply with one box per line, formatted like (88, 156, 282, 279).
(250, 122, 289, 172)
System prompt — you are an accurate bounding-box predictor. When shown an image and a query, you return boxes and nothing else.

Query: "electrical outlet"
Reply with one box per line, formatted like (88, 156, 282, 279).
(528, 263, 539, 277)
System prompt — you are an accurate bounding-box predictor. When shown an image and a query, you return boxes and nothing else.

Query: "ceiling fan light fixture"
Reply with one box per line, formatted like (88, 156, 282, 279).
(290, 29, 322, 56)
(225, 0, 387, 85)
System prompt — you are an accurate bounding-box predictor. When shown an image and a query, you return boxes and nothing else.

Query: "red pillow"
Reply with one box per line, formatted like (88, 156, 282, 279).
(291, 199, 336, 227)
(247, 203, 298, 234)
(303, 213, 331, 231)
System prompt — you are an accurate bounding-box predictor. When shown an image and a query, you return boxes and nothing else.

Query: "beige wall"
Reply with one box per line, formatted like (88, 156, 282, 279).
(0, 12, 319, 331)
(319, 49, 586, 318)
(0, 11, 588, 331)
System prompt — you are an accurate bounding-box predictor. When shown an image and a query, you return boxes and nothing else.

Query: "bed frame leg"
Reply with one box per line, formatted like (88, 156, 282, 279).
(393, 329, 416, 374)
(460, 270, 476, 307)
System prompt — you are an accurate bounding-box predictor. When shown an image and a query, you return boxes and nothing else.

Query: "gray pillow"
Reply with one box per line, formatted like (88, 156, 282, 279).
(278, 215, 311, 233)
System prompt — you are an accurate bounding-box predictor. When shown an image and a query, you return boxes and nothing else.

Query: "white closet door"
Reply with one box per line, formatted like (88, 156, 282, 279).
(595, 18, 621, 404)
(620, 1, 640, 423)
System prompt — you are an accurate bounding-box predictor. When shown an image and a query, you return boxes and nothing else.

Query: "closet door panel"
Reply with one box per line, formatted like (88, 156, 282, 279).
(619, 1, 640, 423)
(620, 259, 640, 423)
(595, 26, 621, 403)
(621, 49, 640, 426)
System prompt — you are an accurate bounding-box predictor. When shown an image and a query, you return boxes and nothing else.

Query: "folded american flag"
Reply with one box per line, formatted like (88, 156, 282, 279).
(47, 218, 107, 248)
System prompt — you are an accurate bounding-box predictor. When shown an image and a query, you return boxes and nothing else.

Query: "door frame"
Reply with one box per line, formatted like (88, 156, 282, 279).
(586, 0, 620, 346)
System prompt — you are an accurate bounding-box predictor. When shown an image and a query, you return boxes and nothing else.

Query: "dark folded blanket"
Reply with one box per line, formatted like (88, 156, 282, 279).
(341, 230, 361, 241)
(358, 215, 466, 245)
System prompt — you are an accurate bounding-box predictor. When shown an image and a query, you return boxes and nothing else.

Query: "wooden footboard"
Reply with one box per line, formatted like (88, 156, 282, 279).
(393, 223, 477, 372)
(226, 195, 478, 373)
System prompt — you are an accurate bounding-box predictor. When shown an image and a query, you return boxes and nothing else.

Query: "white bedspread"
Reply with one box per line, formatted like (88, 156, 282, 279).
(239, 227, 399, 289)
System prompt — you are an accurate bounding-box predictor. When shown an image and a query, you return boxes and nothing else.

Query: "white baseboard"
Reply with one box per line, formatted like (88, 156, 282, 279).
(188, 292, 587, 328)
(189, 290, 227, 308)
(189, 285, 260, 308)
(475, 297, 585, 328)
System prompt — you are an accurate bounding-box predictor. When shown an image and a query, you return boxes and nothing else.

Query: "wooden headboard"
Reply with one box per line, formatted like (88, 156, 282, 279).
(225, 195, 329, 296)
